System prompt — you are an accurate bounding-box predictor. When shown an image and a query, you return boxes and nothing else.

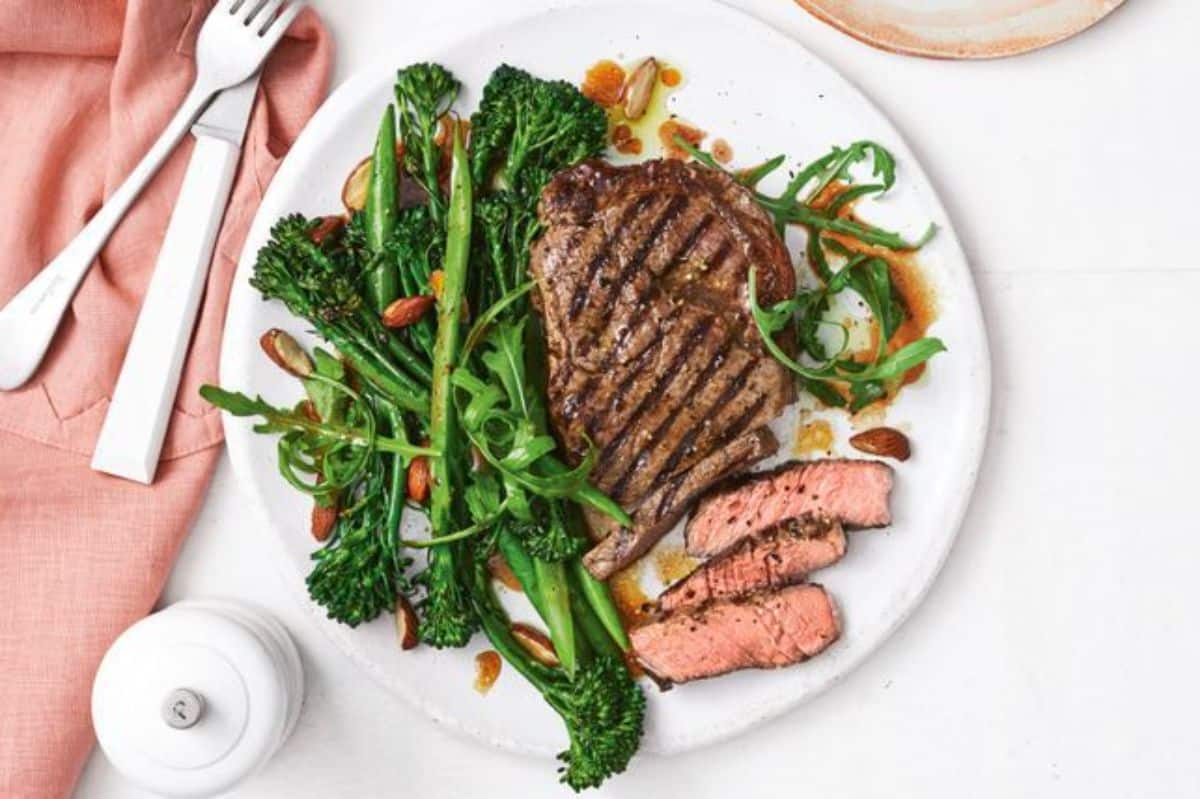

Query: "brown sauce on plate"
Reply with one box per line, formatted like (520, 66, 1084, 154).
(807, 182, 939, 409)
(474, 650, 502, 695)
(610, 562, 653, 626)
(582, 60, 625, 108)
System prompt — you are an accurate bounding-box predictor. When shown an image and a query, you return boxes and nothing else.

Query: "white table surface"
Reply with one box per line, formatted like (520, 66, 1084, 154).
(78, 0, 1200, 796)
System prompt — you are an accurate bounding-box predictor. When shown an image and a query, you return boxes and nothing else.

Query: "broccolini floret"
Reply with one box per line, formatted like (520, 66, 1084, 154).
(469, 64, 607, 198)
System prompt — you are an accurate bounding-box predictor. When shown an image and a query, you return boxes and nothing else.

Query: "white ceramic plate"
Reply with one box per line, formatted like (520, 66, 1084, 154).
(220, 0, 990, 757)
(793, 0, 1125, 59)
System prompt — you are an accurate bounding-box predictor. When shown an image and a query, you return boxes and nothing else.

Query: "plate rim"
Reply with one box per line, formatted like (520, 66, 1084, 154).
(793, 0, 1126, 60)
(218, 0, 992, 758)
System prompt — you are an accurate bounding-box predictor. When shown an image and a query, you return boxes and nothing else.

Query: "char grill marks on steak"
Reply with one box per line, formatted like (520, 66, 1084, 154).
(658, 515, 846, 613)
(631, 583, 840, 684)
(583, 428, 778, 580)
(686, 459, 894, 559)
(531, 159, 796, 578)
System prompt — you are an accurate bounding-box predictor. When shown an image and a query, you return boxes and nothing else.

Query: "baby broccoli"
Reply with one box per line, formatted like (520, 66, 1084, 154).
(469, 64, 607, 198)
(395, 62, 460, 225)
(471, 558, 644, 791)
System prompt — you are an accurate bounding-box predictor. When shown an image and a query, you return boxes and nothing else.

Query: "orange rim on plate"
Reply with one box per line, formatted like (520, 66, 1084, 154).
(793, 0, 1126, 59)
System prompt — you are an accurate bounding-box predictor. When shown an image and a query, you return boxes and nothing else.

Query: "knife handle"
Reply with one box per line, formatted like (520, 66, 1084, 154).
(91, 135, 240, 484)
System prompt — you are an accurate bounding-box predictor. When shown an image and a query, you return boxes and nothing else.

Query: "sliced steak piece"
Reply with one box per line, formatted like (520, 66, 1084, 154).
(631, 583, 840, 684)
(583, 428, 778, 580)
(659, 515, 845, 613)
(686, 459, 893, 558)
(531, 158, 795, 573)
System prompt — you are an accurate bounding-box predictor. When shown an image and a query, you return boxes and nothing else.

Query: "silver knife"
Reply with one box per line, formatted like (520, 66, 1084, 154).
(92, 74, 261, 484)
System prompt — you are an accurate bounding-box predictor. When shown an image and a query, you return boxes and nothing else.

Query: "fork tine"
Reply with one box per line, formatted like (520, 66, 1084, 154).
(233, 0, 268, 24)
(249, 0, 286, 32)
(259, 1, 305, 42)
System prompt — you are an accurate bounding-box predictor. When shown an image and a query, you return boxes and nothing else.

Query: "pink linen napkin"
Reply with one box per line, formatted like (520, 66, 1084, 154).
(0, 2, 332, 795)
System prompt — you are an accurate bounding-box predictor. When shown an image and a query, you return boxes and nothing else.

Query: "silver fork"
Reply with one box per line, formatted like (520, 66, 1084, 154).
(0, 0, 305, 391)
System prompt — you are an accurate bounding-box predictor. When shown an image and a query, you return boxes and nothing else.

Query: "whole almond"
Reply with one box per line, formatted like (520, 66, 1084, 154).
(469, 444, 488, 474)
(511, 623, 560, 667)
(311, 500, 338, 542)
(341, 156, 372, 212)
(487, 553, 522, 592)
(309, 215, 346, 244)
(849, 426, 911, 461)
(395, 595, 419, 650)
(260, 329, 313, 378)
(381, 295, 436, 328)
(407, 456, 431, 504)
(623, 57, 659, 121)
(298, 399, 321, 423)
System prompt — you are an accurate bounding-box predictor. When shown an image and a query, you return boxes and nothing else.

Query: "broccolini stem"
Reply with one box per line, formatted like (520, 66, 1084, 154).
(317, 326, 428, 411)
(381, 328, 434, 384)
(418, 121, 478, 648)
(383, 406, 407, 544)
(497, 529, 549, 621)
(567, 568, 622, 662)
(470, 558, 557, 686)
(533, 556, 576, 678)
(428, 122, 471, 541)
(570, 557, 630, 653)
(366, 105, 399, 311)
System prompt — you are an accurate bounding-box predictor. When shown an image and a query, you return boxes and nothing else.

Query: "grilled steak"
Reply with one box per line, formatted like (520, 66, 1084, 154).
(631, 583, 840, 684)
(659, 515, 845, 613)
(686, 459, 893, 558)
(530, 159, 795, 577)
(582, 428, 777, 579)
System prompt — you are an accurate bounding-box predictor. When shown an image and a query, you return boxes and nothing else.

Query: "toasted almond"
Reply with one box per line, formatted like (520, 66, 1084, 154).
(433, 116, 470, 193)
(311, 499, 338, 542)
(511, 623, 560, 667)
(309, 215, 346, 244)
(341, 156, 372, 212)
(469, 445, 487, 474)
(623, 57, 659, 121)
(298, 399, 321, 423)
(849, 426, 911, 461)
(395, 594, 419, 650)
(487, 553, 522, 592)
(407, 456, 430, 504)
(260, 329, 313, 378)
(432, 114, 454, 148)
(382, 294, 436, 328)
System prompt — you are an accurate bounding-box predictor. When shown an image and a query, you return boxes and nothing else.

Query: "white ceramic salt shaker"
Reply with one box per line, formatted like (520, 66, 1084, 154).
(92, 599, 304, 798)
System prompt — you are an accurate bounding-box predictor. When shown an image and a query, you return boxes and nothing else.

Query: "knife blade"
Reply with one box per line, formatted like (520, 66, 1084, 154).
(91, 75, 261, 484)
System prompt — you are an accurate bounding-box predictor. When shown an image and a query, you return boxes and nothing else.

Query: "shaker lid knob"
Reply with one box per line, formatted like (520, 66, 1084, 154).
(161, 688, 205, 730)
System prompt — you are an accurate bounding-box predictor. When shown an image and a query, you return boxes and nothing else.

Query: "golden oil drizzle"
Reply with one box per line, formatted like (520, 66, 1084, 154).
(652, 543, 698, 586)
(583, 57, 687, 160)
(795, 418, 834, 456)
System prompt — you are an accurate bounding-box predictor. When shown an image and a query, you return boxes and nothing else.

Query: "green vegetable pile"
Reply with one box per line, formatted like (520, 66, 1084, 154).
(201, 59, 946, 792)
(202, 63, 640, 791)
(678, 138, 946, 411)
